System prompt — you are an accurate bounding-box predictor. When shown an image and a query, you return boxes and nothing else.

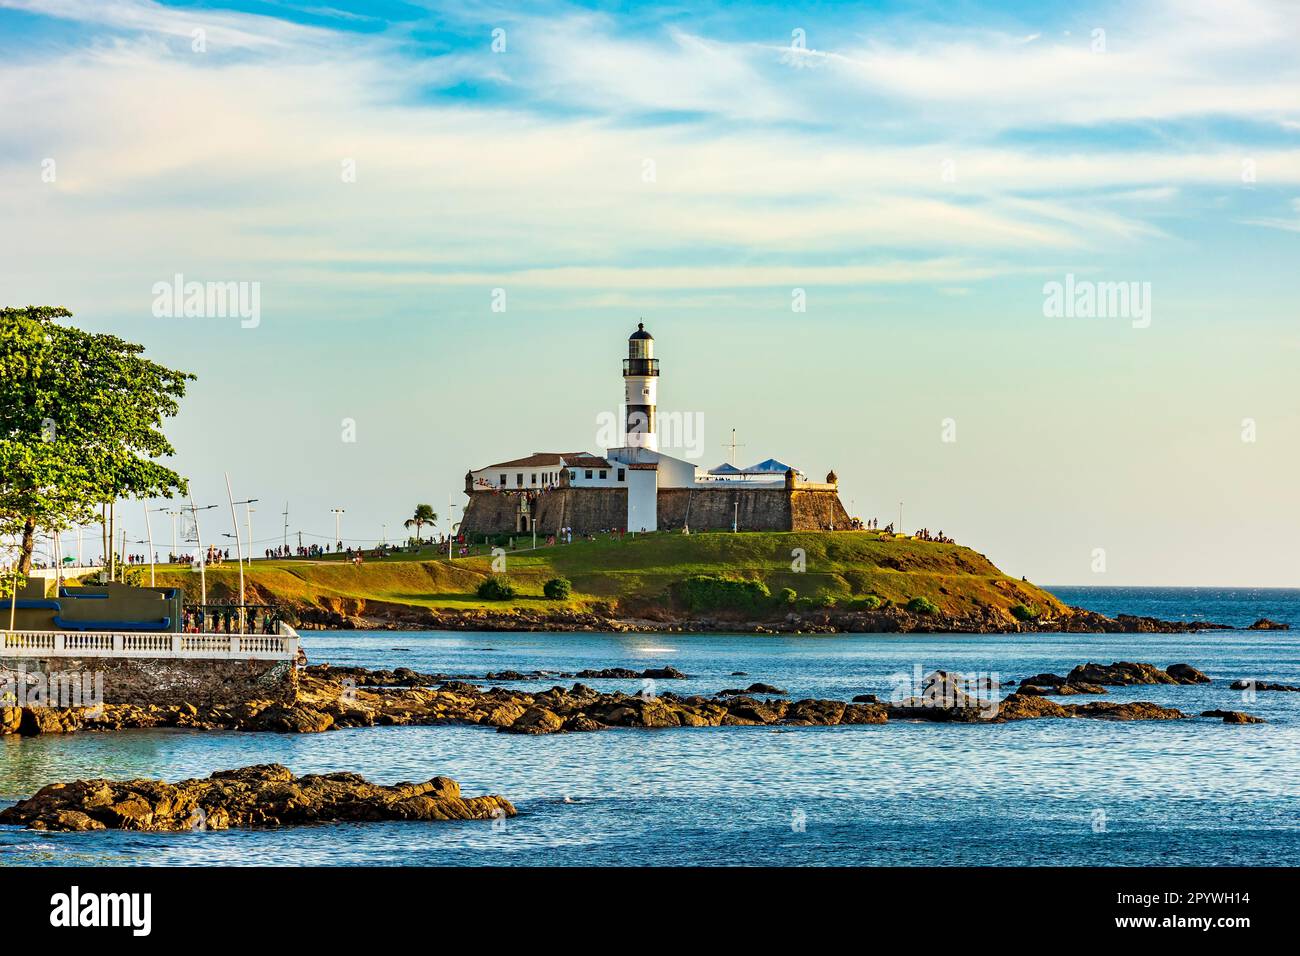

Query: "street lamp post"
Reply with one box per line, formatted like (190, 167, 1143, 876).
(188, 497, 218, 606)
(143, 504, 155, 588)
(331, 509, 345, 551)
(165, 508, 181, 562)
(225, 475, 258, 633)
(245, 503, 255, 565)
(446, 496, 457, 560)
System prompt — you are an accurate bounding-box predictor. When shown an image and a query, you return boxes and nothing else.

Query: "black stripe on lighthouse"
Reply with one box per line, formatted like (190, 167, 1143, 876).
(626, 405, 655, 436)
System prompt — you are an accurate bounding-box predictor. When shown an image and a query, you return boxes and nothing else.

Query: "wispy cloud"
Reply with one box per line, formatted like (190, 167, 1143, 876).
(1, 0, 1297, 299)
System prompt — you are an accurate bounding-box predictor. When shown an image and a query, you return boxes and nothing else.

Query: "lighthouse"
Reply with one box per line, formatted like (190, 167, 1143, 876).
(623, 322, 658, 450)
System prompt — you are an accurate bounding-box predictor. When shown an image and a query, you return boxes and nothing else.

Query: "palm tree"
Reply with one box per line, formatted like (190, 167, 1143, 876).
(404, 504, 437, 544)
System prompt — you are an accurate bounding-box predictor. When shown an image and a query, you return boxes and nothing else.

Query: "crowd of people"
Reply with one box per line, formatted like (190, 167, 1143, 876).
(912, 527, 955, 544)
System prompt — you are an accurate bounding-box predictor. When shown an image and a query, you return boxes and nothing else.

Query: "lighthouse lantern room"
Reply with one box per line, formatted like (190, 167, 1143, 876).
(623, 321, 659, 450)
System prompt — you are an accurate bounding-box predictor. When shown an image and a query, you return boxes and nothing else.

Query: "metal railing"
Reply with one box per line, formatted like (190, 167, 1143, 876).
(622, 358, 660, 376)
(0, 627, 299, 661)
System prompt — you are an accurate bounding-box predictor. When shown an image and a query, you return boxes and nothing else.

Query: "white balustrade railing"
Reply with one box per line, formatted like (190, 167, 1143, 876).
(0, 628, 298, 661)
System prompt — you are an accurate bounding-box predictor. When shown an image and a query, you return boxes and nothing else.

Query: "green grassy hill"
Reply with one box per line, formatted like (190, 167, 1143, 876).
(146, 530, 1066, 625)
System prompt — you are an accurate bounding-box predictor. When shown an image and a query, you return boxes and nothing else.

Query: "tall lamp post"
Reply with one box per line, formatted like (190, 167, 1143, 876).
(225, 475, 259, 632)
(143, 504, 170, 588)
(165, 507, 182, 562)
(188, 497, 218, 607)
(330, 509, 345, 551)
(446, 496, 457, 560)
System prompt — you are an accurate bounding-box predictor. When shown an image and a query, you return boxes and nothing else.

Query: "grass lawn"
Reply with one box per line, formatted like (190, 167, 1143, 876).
(146, 531, 1066, 620)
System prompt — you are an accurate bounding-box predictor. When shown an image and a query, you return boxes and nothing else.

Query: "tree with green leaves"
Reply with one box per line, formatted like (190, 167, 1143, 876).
(403, 503, 437, 544)
(0, 306, 194, 574)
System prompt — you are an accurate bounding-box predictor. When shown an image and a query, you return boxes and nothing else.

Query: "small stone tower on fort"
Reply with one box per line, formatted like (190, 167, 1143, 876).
(623, 322, 658, 450)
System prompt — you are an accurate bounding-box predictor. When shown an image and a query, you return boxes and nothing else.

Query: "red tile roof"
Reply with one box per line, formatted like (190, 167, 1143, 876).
(478, 451, 609, 470)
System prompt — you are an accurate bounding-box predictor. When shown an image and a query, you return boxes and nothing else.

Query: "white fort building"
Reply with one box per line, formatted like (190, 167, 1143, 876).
(461, 324, 851, 535)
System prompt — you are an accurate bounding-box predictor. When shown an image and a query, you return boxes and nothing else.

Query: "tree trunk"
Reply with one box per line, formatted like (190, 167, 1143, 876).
(18, 516, 37, 574)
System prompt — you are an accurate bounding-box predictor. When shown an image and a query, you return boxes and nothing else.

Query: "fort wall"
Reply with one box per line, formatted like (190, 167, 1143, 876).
(460, 485, 852, 534)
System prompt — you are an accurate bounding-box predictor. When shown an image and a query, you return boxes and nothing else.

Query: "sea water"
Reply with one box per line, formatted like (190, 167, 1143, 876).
(2, 587, 1297, 866)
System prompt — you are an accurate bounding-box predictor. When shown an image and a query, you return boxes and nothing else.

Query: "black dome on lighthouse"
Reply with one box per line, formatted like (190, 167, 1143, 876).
(629, 322, 653, 341)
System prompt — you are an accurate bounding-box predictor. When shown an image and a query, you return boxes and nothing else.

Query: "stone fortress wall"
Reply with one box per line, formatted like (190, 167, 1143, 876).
(459, 482, 851, 535)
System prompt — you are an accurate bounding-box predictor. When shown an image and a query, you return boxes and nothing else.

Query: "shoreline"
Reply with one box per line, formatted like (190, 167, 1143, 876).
(294, 602, 1283, 635)
(1, 658, 1270, 739)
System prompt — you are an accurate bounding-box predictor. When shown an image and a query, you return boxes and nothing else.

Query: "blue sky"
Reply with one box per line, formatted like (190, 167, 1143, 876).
(2, 0, 1298, 584)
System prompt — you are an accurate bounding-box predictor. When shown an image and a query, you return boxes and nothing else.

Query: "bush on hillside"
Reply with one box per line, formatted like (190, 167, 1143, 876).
(1010, 603, 1040, 622)
(906, 596, 940, 616)
(672, 574, 771, 612)
(543, 577, 572, 600)
(776, 587, 797, 605)
(477, 575, 516, 600)
(851, 594, 883, 611)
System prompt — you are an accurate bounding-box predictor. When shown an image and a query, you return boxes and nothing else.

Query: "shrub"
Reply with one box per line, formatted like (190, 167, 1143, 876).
(777, 587, 797, 605)
(543, 577, 572, 600)
(906, 596, 940, 616)
(477, 575, 516, 600)
(1010, 603, 1040, 622)
(672, 574, 771, 612)
(818, 593, 838, 609)
(852, 594, 882, 610)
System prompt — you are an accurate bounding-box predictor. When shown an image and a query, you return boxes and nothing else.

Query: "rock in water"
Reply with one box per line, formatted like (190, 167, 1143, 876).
(1201, 710, 1266, 724)
(0, 764, 515, 832)
(1230, 679, 1300, 692)
(1065, 661, 1208, 686)
(1247, 619, 1289, 630)
(1164, 663, 1211, 684)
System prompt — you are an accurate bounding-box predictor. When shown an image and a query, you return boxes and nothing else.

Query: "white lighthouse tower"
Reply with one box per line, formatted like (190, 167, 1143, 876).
(623, 322, 658, 450)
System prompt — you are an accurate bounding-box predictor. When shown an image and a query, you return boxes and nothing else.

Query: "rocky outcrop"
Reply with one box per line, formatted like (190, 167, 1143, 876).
(716, 683, 787, 696)
(1013, 661, 1206, 695)
(303, 663, 688, 687)
(1230, 679, 1300, 692)
(1014, 673, 1108, 696)
(0, 764, 514, 832)
(1165, 663, 1212, 684)
(0, 660, 1228, 738)
(286, 592, 1249, 636)
(1247, 618, 1290, 630)
(1065, 661, 1209, 686)
(1201, 710, 1266, 724)
(995, 694, 1185, 722)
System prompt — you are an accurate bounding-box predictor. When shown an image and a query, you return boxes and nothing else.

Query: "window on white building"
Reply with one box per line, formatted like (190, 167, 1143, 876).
(617, 468, 625, 481)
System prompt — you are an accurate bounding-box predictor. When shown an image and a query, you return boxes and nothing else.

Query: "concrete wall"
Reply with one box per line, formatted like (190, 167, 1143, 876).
(0, 656, 296, 708)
